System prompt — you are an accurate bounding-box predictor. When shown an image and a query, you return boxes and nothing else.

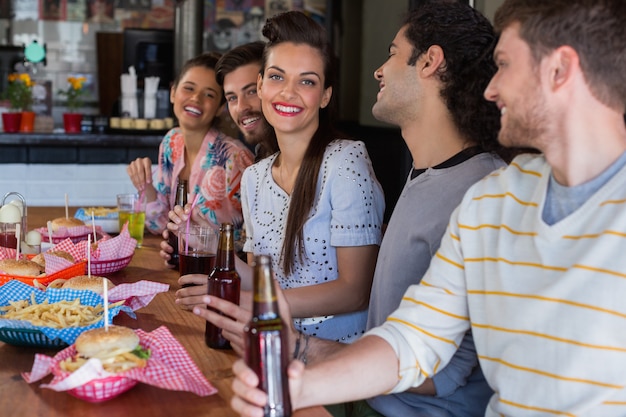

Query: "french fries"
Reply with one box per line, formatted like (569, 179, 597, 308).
(0, 293, 123, 328)
(47, 278, 68, 289)
(84, 207, 118, 217)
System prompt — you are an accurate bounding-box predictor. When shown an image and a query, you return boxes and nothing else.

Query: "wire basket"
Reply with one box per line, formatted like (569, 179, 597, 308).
(0, 260, 87, 287)
(0, 327, 68, 348)
(89, 255, 133, 275)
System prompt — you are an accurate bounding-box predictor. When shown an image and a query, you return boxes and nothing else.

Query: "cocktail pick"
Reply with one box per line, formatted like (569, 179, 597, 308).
(87, 235, 91, 279)
(46, 221, 53, 245)
(91, 210, 97, 244)
(14, 223, 20, 260)
(103, 277, 109, 332)
(64, 194, 69, 219)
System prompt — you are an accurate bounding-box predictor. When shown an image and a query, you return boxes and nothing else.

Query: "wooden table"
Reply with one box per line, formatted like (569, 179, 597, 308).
(0, 207, 331, 417)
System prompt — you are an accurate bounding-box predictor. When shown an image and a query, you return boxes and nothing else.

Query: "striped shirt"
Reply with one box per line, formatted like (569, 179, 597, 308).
(368, 153, 626, 416)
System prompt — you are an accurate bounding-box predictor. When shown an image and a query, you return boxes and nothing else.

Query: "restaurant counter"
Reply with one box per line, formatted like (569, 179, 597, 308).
(0, 132, 163, 164)
(0, 207, 331, 417)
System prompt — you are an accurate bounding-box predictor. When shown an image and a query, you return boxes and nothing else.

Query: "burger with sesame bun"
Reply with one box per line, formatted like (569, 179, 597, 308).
(61, 275, 115, 294)
(60, 326, 150, 373)
(0, 259, 43, 276)
(50, 217, 85, 232)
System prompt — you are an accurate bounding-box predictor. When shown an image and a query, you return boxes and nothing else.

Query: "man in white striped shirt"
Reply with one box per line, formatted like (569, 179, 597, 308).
(231, 1, 626, 416)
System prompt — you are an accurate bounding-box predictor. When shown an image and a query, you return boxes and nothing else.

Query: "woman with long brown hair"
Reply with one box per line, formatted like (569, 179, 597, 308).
(239, 11, 385, 343)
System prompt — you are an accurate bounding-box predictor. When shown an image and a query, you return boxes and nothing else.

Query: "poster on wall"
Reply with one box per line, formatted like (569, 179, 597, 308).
(66, 0, 86, 21)
(265, 0, 291, 18)
(204, 0, 325, 53)
(86, 0, 115, 23)
(117, 0, 174, 29)
(206, 0, 265, 53)
(40, 0, 66, 20)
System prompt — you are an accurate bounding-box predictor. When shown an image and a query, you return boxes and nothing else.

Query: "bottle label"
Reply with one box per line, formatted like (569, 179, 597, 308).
(258, 330, 287, 415)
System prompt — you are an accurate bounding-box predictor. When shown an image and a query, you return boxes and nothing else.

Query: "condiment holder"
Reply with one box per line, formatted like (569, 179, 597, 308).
(0, 192, 27, 250)
(0, 192, 42, 254)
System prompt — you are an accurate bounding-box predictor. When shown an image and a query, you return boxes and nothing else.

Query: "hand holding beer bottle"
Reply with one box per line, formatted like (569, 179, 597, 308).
(205, 223, 241, 349)
(244, 254, 292, 417)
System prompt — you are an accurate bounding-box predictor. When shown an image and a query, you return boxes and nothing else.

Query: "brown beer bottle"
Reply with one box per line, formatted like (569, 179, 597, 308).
(167, 178, 188, 268)
(205, 222, 241, 349)
(244, 255, 292, 417)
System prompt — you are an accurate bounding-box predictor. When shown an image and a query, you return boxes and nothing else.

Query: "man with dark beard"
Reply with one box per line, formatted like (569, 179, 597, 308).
(216, 41, 278, 161)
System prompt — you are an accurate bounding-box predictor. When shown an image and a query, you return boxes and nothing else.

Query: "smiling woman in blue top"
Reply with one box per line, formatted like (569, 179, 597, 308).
(241, 11, 385, 343)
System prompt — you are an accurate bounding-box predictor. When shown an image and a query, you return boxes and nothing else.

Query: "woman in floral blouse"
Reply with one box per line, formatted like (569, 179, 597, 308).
(126, 53, 254, 240)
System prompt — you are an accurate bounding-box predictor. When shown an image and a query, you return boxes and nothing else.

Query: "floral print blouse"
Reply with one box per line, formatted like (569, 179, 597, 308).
(146, 127, 254, 236)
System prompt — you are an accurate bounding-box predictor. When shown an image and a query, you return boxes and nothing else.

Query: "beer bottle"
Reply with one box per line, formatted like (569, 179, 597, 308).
(167, 178, 188, 268)
(205, 222, 241, 349)
(244, 255, 292, 417)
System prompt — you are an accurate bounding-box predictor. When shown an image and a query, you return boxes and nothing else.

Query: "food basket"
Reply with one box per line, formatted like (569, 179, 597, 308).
(0, 280, 135, 348)
(23, 326, 217, 402)
(0, 327, 69, 348)
(67, 374, 138, 402)
(0, 260, 87, 287)
(52, 360, 138, 402)
(53, 233, 91, 244)
(89, 255, 133, 275)
(35, 228, 106, 244)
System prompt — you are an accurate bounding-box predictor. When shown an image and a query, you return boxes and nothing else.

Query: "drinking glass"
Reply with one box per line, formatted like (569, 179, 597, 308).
(0, 221, 17, 249)
(117, 193, 146, 247)
(179, 224, 217, 286)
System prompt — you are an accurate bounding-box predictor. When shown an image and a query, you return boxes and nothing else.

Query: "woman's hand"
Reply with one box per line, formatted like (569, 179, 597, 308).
(158, 205, 187, 264)
(175, 274, 210, 310)
(126, 157, 153, 192)
(159, 228, 175, 266)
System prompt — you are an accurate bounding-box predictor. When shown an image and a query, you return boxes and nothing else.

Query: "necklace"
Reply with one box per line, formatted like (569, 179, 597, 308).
(276, 155, 297, 195)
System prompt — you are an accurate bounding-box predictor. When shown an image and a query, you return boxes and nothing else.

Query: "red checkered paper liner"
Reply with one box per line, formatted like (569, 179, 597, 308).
(77, 224, 137, 262)
(23, 326, 217, 397)
(50, 224, 136, 265)
(108, 281, 170, 311)
(0, 247, 20, 261)
(0, 246, 16, 259)
(42, 251, 82, 275)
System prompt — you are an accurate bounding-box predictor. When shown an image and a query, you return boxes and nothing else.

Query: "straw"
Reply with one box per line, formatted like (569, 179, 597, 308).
(185, 193, 201, 252)
(46, 221, 53, 245)
(138, 189, 146, 213)
(103, 277, 109, 332)
(14, 223, 20, 260)
(64, 194, 69, 219)
(91, 210, 97, 244)
(87, 235, 91, 278)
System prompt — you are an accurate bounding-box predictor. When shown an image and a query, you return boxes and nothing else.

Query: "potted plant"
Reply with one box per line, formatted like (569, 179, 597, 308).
(1, 72, 34, 133)
(58, 76, 87, 133)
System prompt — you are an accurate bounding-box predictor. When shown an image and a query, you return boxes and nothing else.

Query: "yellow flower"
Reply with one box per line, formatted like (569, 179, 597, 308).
(58, 76, 88, 111)
(2, 72, 33, 110)
(68, 76, 86, 91)
(18, 73, 32, 87)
